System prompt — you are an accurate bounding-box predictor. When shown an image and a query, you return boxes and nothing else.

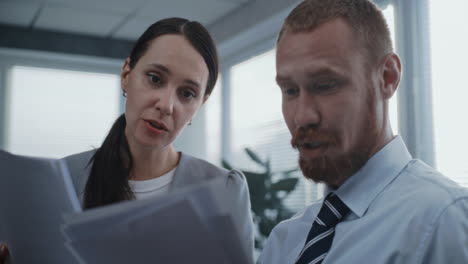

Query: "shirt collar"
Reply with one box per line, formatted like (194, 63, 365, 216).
(327, 136, 412, 218)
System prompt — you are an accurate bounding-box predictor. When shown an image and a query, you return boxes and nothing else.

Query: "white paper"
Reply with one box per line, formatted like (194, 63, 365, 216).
(67, 199, 229, 263)
(0, 149, 252, 264)
(63, 177, 251, 264)
(0, 149, 82, 264)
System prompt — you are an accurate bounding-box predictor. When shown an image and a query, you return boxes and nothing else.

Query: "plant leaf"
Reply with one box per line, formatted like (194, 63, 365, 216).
(277, 208, 294, 221)
(221, 159, 233, 170)
(281, 167, 299, 175)
(265, 159, 271, 175)
(243, 171, 268, 196)
(245, 148, 265, 166)
(271, 178, 299, 193)
(250, 198, 270, 215)
(258, 218, 278, 238)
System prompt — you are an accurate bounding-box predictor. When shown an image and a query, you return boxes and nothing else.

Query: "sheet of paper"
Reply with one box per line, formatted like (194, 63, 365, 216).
(0, 149, 252, 264)
(62, 176, 231, 239)
(67, 199, 230, 263)
(0, 150, 82, 264)
(62, 177, 252, 264)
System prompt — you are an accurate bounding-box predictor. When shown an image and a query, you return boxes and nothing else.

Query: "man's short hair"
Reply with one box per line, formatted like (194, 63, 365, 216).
(278, 0, 393, 65)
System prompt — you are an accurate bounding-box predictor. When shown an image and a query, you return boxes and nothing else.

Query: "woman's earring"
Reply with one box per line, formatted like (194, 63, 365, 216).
(122, 90, 127, 97)
(188, 120, 192, 126)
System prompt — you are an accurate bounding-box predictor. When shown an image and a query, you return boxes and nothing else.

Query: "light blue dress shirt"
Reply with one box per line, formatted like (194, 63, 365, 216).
(259, 136, 468, 264)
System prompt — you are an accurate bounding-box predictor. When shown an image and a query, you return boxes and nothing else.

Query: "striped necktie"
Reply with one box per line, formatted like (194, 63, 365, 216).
(295, 193, 350, 264)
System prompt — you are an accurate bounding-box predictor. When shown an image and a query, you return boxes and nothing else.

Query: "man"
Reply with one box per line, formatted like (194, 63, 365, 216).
(258, 0, 468, 263)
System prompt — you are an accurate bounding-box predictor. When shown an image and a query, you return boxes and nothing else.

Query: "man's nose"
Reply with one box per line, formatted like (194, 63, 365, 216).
(294, 94, 321, 128)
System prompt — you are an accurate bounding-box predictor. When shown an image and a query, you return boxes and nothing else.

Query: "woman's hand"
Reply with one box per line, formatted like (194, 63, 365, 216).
(0, 243, 9, 264)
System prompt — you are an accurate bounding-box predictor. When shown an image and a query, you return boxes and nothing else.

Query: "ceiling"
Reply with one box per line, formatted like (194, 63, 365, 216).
(0, 0, 390, 63)
(0, 0, 299, 61)
(0, 0, 252, 40)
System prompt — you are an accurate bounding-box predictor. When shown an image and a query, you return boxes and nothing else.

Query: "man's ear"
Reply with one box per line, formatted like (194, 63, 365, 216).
(379, 52, 402, 100)
(121, 58, 131, 92)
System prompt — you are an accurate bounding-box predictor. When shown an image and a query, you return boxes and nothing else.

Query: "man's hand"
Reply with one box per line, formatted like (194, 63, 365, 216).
(0, 243, 9, 264)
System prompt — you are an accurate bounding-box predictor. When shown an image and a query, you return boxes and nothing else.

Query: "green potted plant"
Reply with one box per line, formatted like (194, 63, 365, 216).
(223, 148, 299, 249)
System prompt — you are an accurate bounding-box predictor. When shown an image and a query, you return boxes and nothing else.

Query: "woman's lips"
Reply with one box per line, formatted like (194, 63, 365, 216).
(144, 119, 168, 131)
(144, 119, 168, 134)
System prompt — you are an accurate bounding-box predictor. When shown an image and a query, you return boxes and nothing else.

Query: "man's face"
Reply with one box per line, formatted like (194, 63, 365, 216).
(276, 18, 385, 188)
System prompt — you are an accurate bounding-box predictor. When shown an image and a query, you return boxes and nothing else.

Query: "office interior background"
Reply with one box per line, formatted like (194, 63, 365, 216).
(0, 0, 467, 219)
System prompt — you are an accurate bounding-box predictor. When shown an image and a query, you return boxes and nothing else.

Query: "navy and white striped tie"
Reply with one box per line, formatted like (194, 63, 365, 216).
(295, 193, 350, 264)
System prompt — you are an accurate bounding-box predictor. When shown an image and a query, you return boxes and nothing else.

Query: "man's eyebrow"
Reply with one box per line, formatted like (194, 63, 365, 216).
(276, 75, 293, 85)
(148, 63, 201, 89)
(276, 67, 344, 85)
(305, 67, 343, 79)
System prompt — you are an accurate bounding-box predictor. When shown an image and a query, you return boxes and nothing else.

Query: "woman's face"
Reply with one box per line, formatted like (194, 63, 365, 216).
(122, 34, 209, 151)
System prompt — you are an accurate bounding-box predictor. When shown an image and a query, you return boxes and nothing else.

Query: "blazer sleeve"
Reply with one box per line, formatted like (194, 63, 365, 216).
(62, 150, 95, 205)
(226, 169, 255, 263)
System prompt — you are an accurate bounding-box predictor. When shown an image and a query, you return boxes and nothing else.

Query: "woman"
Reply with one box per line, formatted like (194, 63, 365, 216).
(68, 16, 254, 258)
(0, 17, 254, 264)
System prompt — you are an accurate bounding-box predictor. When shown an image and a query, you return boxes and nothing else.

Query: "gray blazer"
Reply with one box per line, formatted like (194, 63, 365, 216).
(62, 150, 255, 262)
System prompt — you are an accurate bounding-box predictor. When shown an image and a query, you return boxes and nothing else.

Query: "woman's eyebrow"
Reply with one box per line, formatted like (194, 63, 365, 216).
(148, 63, 201, 89)
(147, 63, 171, 75)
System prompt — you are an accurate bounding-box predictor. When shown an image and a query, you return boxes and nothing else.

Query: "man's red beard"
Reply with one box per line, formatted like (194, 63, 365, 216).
(291, 127, 371, 188)
(291, 89, 378, 188)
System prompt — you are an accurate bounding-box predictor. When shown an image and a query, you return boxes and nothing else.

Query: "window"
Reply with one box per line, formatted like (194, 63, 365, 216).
(5, 66, 120, 158)
(228, 49, 314, 211)
(383, 5, 399, 134)
(430, 0, 468, 188)
(205, 76, 222, 165)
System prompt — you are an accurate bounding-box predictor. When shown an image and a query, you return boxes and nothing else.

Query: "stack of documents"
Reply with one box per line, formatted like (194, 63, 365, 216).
(0, 150, 81, 264)
(0, 150, 251, 264)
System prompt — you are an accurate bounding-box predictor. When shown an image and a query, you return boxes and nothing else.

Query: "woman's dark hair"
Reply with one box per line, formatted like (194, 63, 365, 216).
(83, 18, 219, 209)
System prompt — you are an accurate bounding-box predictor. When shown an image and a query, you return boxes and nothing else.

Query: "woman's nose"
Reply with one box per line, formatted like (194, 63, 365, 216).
(154, 89, 175, 115)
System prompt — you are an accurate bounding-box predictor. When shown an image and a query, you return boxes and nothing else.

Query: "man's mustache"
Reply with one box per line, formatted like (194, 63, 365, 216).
(291, 127, 337, 149)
